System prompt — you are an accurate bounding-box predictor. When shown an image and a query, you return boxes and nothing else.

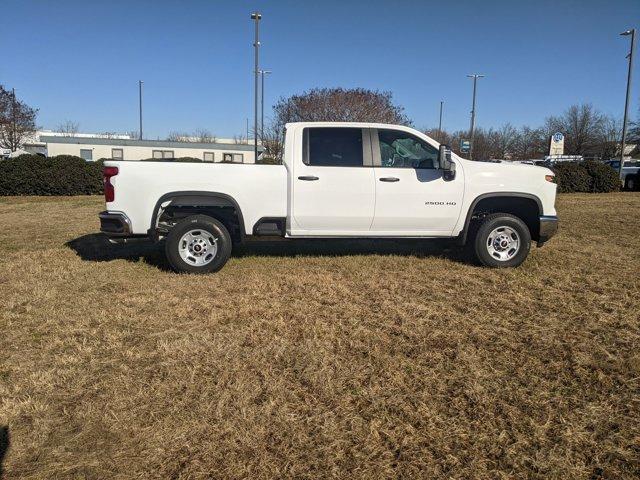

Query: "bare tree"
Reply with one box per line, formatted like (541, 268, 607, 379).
(260, 121, 285, 163)
(0, 85, 38, 151)
(57, 120, 79, 136)
(545, 104, 605, 156)
(193, 128, 217, 143)
(233, 134, 248, 145)
(598, 116, 622, 160)
(512, 126, 547, 160)
(486, 124, 519, 159)
(273, 88, 411, 129)
(166, 131, 190, 142)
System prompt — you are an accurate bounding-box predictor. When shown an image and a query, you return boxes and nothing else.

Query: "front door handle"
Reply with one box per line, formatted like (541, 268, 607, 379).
(298, 176, 319, 181)
(379, 177, 400, 182)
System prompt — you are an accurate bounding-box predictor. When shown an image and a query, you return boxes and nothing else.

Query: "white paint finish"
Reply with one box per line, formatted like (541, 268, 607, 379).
(291, 164, 375, 232)
(106, 162, 286, 233)
(450, 159, 557, 237)
(370, 167, 464, 234)
(105, 122, 558, 240)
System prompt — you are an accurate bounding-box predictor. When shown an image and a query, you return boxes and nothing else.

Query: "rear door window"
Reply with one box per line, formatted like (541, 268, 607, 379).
(304, 128, 364, 167)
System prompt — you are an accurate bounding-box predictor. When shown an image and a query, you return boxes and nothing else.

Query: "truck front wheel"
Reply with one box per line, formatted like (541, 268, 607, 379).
(165, 215, 232, 273)
(472, 213, 531, 268)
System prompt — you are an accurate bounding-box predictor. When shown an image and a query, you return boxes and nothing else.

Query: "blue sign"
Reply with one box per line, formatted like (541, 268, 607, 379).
(460, 140, 470, 153)
(552, 132, 564, 143)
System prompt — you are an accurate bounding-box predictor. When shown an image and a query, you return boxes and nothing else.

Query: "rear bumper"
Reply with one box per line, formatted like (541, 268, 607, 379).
(99, 211, 132, 237)
(538, 215, 558, 246)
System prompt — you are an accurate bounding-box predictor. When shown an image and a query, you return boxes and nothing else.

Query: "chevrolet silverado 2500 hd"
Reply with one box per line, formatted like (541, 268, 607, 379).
(99, 122, 558, 272)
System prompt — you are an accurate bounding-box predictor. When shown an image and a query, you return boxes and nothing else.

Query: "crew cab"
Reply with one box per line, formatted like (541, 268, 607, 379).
(99, 122, 558, 272)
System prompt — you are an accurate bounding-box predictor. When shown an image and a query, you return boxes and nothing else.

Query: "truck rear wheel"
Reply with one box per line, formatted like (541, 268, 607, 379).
(472, 213, 531, 268)
(165, 215, 232, 273)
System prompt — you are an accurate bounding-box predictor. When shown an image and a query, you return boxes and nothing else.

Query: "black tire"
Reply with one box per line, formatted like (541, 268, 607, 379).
(165, 215, 232, 274)
(472, 213, 531, 268)
(625, 175, 637, 191)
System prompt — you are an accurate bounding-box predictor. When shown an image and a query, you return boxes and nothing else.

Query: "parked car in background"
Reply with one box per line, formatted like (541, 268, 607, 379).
(99, 122, 558, 272)
(604, 160, 640, 190)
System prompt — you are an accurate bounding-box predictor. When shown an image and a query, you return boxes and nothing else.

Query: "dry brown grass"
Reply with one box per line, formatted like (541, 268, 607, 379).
(0, 193, 639, 479)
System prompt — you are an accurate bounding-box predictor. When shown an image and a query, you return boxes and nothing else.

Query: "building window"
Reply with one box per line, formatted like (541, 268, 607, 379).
(152, 150, 174, 159)
(223, 153, 233, 162)
(232, 153, 243, 163)
(112, 148, 123, 160)
(203, 152, 215, 162)
(80, 149, 93, 161)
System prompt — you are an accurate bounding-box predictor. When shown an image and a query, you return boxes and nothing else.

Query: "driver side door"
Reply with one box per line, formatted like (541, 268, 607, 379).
(369, 128, 464, 235)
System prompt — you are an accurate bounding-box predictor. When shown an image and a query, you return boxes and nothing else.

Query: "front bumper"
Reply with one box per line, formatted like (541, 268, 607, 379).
(538, 215, 558, 246)
(99, 211, 132, 237)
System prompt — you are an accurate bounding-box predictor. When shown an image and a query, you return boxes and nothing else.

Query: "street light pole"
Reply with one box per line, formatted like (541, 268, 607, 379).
(438, 100, 444, 137)
(251, 12, 261, 161)
(259, 69, 272, 140)
(11, 88, 17, 151)
(619, 28, 635, 181)
(138, 80, 143, 140)
(467, 74, 484, 160)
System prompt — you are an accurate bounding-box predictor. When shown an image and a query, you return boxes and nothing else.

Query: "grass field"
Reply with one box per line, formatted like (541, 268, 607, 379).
(0, 193, 639, 479)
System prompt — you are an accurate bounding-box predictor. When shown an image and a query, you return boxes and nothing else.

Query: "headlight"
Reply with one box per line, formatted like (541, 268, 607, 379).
(545, 174, 556, 183)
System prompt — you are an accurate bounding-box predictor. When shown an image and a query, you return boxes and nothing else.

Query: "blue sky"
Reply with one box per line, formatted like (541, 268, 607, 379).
(1, 0, 638, 138)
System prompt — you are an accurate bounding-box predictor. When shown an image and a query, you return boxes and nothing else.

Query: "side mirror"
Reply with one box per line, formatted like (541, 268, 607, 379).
(438, 144, 456, 181)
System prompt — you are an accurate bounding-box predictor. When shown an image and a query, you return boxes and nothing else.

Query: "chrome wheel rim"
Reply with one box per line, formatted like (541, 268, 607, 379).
(178, 229, 218, 266)
(486, 226, 520, 261)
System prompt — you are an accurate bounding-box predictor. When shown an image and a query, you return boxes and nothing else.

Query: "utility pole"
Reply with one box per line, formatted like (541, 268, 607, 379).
(246, 118, 249, 143)
(467, 74, 484, 160)
(619, 29, 635, 181)
(438, 100, 444, 137)
(11, 88, 17, 151)
(138, 80, 143, 140)
(259, 69, 272, 140)
(251, 12, 261, 161)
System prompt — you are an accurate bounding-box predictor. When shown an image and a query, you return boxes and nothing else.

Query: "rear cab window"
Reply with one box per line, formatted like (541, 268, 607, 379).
(303, 127, 368, 167)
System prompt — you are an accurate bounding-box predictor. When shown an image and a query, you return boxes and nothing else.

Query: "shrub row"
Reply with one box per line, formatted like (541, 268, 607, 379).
(552, 161, 620, 193)
(0, 155, 103, 196)
(0, 154, 622, 196)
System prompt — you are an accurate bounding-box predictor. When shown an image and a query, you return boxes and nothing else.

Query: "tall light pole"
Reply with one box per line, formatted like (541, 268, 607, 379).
(619, 29, 635, 181)
(467, 74, 484, 160)
(251, 12, 261, 161)
(259, 69, 272, 140)
(11, 88, 17, 151)
(438, 100, 444, 137)
(138, 80, 143, 140)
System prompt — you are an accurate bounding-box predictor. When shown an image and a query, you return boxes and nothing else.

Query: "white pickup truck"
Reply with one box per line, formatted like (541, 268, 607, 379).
(100, 122, 558, 272)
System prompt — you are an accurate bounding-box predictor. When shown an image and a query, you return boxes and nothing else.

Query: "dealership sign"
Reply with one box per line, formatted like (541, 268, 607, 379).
(549, 132, 564, 156)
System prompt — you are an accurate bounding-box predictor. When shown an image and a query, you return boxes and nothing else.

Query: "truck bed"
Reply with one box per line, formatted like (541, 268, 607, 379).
(104, 161, 287, 235)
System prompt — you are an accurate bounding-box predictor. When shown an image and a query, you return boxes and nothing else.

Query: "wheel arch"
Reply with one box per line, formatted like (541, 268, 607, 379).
(149, 191, 246, 242)
(459, 192, 542, 245)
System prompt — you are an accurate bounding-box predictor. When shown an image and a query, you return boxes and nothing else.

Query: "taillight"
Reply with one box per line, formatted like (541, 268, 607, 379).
(103, 166, 118, 202)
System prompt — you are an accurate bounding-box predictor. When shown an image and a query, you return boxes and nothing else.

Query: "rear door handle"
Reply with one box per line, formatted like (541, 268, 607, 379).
(298, 176, 319, 181)
(379, 177, 400, 182)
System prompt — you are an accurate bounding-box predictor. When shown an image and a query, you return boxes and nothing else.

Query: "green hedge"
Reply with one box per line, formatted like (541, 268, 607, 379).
(552, 161, 620, 193)
(0, 155, 104, 196)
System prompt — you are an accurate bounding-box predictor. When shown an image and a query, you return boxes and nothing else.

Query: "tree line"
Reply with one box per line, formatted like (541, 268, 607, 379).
(2, 83, 639, 161)
(264, 88, 639, 162)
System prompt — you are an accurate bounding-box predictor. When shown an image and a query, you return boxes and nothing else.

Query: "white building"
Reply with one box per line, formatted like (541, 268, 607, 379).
(15, 131, 261, 163)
